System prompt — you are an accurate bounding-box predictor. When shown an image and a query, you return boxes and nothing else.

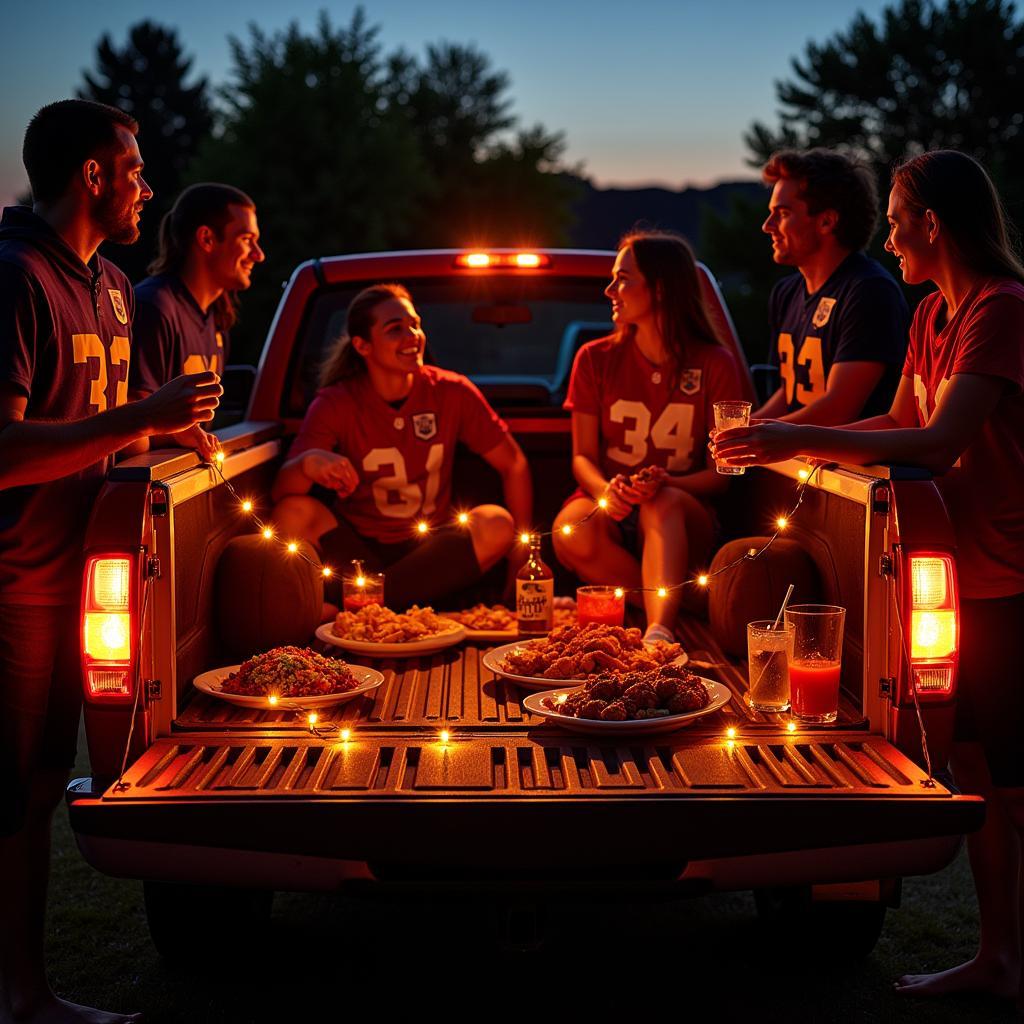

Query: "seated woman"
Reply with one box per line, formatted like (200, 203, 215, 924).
(553, 230, 744, 642)
(271, 283, 531, 610)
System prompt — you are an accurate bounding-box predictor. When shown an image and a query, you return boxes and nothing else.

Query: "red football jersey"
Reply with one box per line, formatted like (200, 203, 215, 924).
(904, 280, 1024, 598)
(564, 334, 743, 480)
(289, 365, 509, 542)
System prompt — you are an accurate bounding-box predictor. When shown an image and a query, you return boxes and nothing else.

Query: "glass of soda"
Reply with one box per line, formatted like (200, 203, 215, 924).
(746, 619, 794, 712)
(785, 604, 846, 724)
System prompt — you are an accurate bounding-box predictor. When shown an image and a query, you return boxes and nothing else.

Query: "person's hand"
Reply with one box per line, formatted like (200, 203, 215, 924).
(602, 476, 636, 520)
(711, 420, 805, 467)
(140, 371, 222, 435)
(301, 449, 359, 497)
(628, 465, 668, 501)
(177, 424, 220, 463)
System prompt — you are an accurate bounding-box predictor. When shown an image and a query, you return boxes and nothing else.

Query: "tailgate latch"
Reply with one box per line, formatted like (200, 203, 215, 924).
(146, 679, 163, 701)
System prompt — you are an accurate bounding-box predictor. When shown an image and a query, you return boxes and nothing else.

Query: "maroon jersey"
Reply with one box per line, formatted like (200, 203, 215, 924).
(0, 207, 134, 604)
(904, 280, 1024, 598)
(564, 334, 743, 480)
(288, 365, 509, 543)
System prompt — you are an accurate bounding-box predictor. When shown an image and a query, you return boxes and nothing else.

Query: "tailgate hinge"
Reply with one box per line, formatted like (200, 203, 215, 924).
(146, 679, 162, 701)
(872, 485, 891, 515)
(149, 484, 169, 517)
(878, 553, 894, 577)
(146, 556, 162, 580)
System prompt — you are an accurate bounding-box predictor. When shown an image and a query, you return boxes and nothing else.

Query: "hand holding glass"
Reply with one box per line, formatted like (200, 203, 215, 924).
(713, 401, 752, 475)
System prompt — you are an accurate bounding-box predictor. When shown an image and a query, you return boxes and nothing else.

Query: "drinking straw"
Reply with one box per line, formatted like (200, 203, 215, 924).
(772, 584, 795, 630)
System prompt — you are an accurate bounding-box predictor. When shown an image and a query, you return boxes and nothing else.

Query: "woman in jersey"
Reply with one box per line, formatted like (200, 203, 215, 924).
(553, 230, 744, 642)
(714, 151, 1024, 1004)
(271, 283, 532, 610)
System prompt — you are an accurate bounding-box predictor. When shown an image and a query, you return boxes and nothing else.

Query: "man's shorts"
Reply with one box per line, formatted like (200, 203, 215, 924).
(954, 590, 1024, 787)
(0, 603, 81, 836)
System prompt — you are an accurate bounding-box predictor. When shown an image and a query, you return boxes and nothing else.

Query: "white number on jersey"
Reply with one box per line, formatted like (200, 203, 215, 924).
(363, 443, 445, 518)
(913, 374, 961, 467)
(607, 400, 695, 471)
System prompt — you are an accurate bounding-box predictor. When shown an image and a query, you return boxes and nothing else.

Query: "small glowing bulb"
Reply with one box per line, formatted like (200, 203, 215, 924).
(340, 727, 351, 742)
(355, 575, 366, 588)
(241, 499, 253, 513)
(519, 532, 531, 545)
(798, 468, 809, 481)
(697, 574, 709, 587)
(215, 451, 225, 464)
(597, 497, 609, 510)
(657, 586, 668, 598)
(457, 512, 470, 526)
(287, 541, 298, 553)
(416, 520, 429, 535)
(322, 567, 333, 578)
(787, 721, 797, 733)
(268, 694, 279, 707)
(262, 527, 273, 540)
(614, 587, 624, 599)
(440, 729, 450, 744)
(726, 739, 736, 751)
(776, 517, 789, 530)
(726, 726, 737, 740)
(308, 712, 318, 727)
(560, 524, 573, 536)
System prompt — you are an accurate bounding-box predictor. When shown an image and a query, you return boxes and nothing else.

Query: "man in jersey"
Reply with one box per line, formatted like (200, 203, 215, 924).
(0, 100, 221, 1024)
(553, 231, 744, 643)
(271, 283, 531, 610)
(755, 148, 909, 424)
(128, 183, 264, 460)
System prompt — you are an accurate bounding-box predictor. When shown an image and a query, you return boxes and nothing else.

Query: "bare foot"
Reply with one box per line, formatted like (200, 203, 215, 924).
(4, 994, 141, 1024)
(894, 955, 1018, 999)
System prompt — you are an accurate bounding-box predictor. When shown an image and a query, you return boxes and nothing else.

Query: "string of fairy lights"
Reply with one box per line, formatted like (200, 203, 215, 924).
(208, 452, 824, 602)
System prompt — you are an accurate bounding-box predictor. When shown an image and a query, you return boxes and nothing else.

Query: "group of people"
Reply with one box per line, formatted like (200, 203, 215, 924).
(0, 94, 1021, 1022)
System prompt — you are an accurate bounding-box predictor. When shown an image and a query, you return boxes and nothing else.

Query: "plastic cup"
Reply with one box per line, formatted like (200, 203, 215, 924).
(342, 571, 385, 612)
(576, 585, 625, 627)
(746, 619, 793, 712)
(784, 604, 846, 724)
(713, 400, 751, 475)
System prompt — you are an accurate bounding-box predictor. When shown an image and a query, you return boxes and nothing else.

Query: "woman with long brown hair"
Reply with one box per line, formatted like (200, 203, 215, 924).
(715, 150, 1024, 1003)
(271, 283, 532, 611)
(553, 229, 744, 641)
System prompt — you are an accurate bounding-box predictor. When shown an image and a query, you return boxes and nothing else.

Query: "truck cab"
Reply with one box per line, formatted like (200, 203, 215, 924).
(67, 249, 983, 957)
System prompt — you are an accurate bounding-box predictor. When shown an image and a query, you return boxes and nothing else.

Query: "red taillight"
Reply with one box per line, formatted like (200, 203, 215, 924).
(454, 251, 551, 269)
(907, 553, 958, 697)
(82, 554, 135, 701)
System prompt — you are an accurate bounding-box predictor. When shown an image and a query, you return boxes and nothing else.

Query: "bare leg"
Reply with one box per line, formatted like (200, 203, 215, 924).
(270, 495, 338, 545)
(0, 771, 140, 1024)
(552, 498, 641, 594)
(895, 741, 1020, 999)
(637, 489, 712, 631)
(465, 504, 515, 572)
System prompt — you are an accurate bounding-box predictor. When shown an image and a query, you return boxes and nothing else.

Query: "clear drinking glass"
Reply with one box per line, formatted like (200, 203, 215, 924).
(784, 604, 846, 724)
(576, 585, 625, 627)
(746, 619, 793, 712)
(342, 571, 385, 612)
(713, 400, 752, 475)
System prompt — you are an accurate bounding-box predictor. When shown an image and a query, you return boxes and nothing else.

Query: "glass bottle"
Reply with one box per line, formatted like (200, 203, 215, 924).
(516, 535, 554, 636)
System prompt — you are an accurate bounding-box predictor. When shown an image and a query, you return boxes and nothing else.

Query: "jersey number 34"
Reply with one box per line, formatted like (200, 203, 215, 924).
(607, 400, 695, 471)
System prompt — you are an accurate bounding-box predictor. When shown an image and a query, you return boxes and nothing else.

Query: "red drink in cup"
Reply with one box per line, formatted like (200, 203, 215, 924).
(576, 586, 625, 627)
(784, 604, 845, 724)
(342, 571, 384, 612)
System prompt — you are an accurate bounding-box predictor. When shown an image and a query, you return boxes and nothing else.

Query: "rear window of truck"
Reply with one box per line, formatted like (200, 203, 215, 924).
(284, 275, 612, 416)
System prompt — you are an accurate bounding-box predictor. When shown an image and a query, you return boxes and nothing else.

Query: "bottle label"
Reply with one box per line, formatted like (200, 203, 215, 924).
(517, 579, 554, 631)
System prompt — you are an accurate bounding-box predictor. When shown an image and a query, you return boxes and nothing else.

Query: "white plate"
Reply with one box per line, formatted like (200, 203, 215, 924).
(523, 679, 731, 735)
(481, 639, 689, 692)
(315, 620, 466, 657)
(193, 663, 385, 709)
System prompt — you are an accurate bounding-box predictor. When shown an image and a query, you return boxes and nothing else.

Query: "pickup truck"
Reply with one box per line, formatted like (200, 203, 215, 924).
(66, 248, 984, 958)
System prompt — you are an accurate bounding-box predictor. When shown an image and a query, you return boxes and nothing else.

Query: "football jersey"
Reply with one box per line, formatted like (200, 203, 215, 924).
(769, 252, 909, 416)
(0, 206, 134, 604)
(288, 365, 509, 543)
(129, 273, 225, 394)
(564, 333, 743, 480)
(904, 280, 1024, 599)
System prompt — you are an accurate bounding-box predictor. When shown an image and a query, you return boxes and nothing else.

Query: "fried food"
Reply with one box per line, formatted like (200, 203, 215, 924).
(501, 622, 682, 679)
(445, 603, 516, 631)
(543, 663, 710, 721)
(222, 646, 357, 698)
(332, 603, 460, 643)
(629, 465, 663, 487)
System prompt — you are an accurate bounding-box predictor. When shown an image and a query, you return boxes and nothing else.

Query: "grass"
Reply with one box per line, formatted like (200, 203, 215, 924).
(44, 724, 1016, 1024)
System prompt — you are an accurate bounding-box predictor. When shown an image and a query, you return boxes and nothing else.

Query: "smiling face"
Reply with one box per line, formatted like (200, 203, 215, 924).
(94, 125, 152, 244)
(352, 296, 426, 374)
(762, 177, 834, 268)
(604, 245, 655, 328)
(884, 186, 936, 285)
(205, 204, 264, 292)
